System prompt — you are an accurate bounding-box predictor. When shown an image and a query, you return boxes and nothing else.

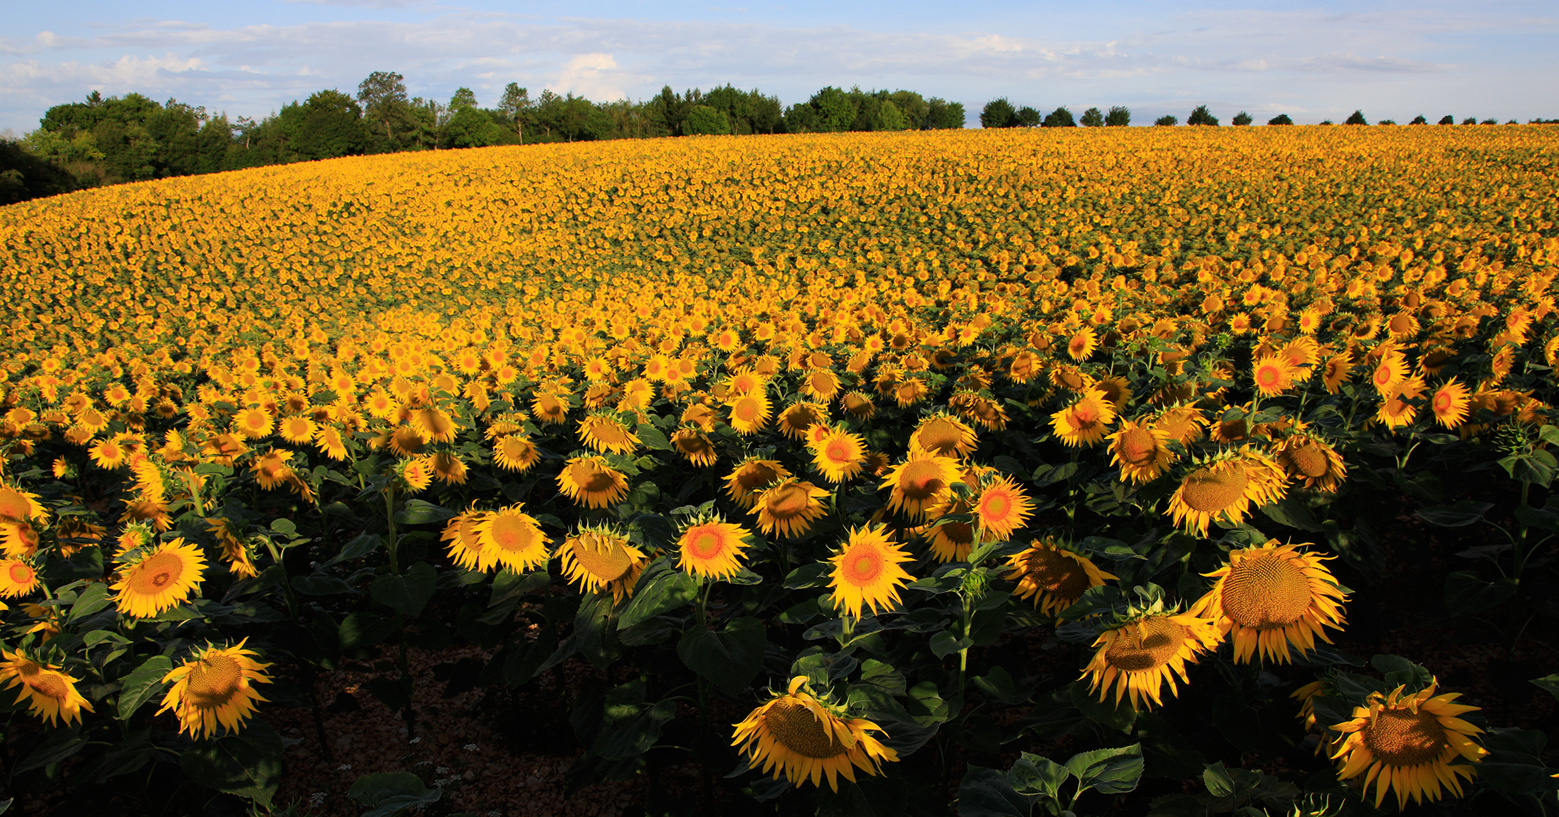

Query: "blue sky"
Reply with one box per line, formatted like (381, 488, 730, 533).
(2, 0, 1555, 134)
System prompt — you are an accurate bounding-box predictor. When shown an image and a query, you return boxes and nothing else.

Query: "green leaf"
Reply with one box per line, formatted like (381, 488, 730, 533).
(676, 616, 765, 694)
(291, 575, 357, 596)
(1203, 761, 1237, 798)
(617, 557, 697, 629)
(323, 533, 382, 566)
(348, 772, 442, 817)
(117, 655, 173, 720)
(971, 666, 1028, 705)
(784, 562, 831, 589)
(269, 517, 297, 536)
(1064, 743, 1143, 795)
(591, 681, 677, 760)
(394, 499, 454, 526)
(1259, 496, 1321, 532)
(1415, 501, 1493, 527)
(1443, 570, 1517, 616)
(1370, 655, 1433, 691)
(15, 729, 86, 772)
(369, 562, 437, 617)
(339, 612, 397, 651)
(67, 582, 111, 623)
(1069, 681, 1136, 733)
(1529, 674, 1559, 701)
(930, 631, 973, 659)
(636, 423, 672, 451)
(957, 765, 1034, 817)
(1008, 752, 1069, 801)
(179, 721, 284, 807)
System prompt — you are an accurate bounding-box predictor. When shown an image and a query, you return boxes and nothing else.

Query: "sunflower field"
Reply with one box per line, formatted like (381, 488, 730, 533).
(0, 125, 1557, 815)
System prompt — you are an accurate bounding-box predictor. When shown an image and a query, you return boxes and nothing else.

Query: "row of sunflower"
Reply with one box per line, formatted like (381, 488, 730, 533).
(0, 126, 1555, 814)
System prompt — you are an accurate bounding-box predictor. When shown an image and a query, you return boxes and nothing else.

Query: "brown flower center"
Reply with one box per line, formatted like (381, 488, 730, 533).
(568, 461, 617, 494)
(765, 484, 812, 518)
(1179, 465, 1249, 514)
(571, 534, 632, 582)
(1019, 548, 1089, 601)
(915, 418, 966, 456)
(1104, 617, 1186, 672)
(1362, 706, 1450, 767)
(764, 699, 848, 759)
(897, 461, 947, 500)
(488, 514, 540, 553)
(187, 653, 243, 708)
(22, 665, 70, 702)
(130, 551, 183, 593)
(1116, 428, 1159, 467)
(1285, 442, 1330, 478)
(1221, 552, 1313, 629)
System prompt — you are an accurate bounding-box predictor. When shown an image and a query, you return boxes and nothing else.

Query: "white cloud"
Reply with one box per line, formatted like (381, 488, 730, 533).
(547, 52, 637, 101)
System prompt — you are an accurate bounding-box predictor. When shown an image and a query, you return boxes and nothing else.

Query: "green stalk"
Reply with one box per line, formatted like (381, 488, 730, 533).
(384, 482, 415, 740)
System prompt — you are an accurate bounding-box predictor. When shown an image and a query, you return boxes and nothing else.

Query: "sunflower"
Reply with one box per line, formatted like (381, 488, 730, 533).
(1107, 421, 1176, 484)
(0, 650, 92, 726)
(314, 426, 350, 461)
(1251, 354, 1298, 397)
(1005, 540, 1117, 616)
(839, 391, 876, 420)
(801, 369, 842, 403)
(112, 538, 207, 618)
(778, 401, 828, 440)
(158, 640, 272, 738)
(278, 415, 316, 444)
(0, 483, 48, 525)
(1369, 350, 1409, 396)
(810, 426, 867, 484)
(726, 391, 772, 435)
(1329, 681, 1487, 810)
(1051, 390, 1117, 447)
(668, 426, 717, 467)
(922, 508, 976, 563)
(232, 406, 273, 440)
(441, 508, 488, 571)
(1189, 541, 1348, 664)
(973, 475, 1033, 542)
(492, 434, 541, 472)
(560, 526, 647, 603)
(531, 392, 572, 426)
(677, 515, 751, 581)
(1082, 611, 1223, 710)
(474, 504, 552, 573)
(724, 458, 792, 510)
(1, 521, 39, 558)
(732, 676, 898, 792)
(206, 518, 258, 579)
(753, 479, 830, 539)
(1274, 432, 1347, 493)
(0, 558, 40, 598)
(828, 525, 914, 619)
(557, 456, 630, 509)
(881, 452, 961, 521)
(1321, 352, 1354, 394)
(909, 413, 979, 459)
(1167, 449, 1288, 536)
(578, 413, 640, 454)
(1430, 380, 1472, 429)
(1066, 326, 1098, 361)
(1152, 405, 1205, 446)
(1376, 378, 1426, 430)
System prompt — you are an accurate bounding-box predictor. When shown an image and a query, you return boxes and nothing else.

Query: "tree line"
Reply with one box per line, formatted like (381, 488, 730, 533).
(981, 100, 1541, 129)
(0, 74, 965, 204)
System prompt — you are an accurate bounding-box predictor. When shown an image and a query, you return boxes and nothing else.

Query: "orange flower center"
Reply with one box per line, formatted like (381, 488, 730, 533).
(1221, 552, 1313, 629)
(765, 484, 812, 518)
(1116, 427, 1159, 467)
(488, 514, 540, 553)
(187, 653, 243, 708)
(686, 528, 727, 560)
(1104, 617, 1186, 672)
(9, 562, 34, 585)
(130, 551, 184, 593)
(764, 699, 848, 759)
(1362, 706, 1449, 766)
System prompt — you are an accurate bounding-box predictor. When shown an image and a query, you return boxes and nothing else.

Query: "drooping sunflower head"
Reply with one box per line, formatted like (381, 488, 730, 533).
(1167, 448, 1288, 536)
(827, 524, 914, 619)
(732, 676, 899, 792)
(777, 401, 828, 440)
(560, 525, 646, 603)
(670, 426, 719, 467)
(881, 452, 961, 521)
(1107, 420, 1177, 485)
(492, 434, 541, 472)
(677, 514, 751, 581)
(0, 649, 93, 726)
(1005, 539, 1117, 616)
(1274, 432, 1347, 493)
(577, 413, 640, 455)
(557, 456, 630, 509)
(1189, 541, 1348, 664)
(753, 478, 830, 539)
(909, 413, 979, 459)
(157, 640, 272, 738)
(1329, 680, 1487, 810)
(111, 538, 207, 618)
(0, 483, 48, 526)
(1082, 610, 1223, 711)
(724, 458, 791, 509)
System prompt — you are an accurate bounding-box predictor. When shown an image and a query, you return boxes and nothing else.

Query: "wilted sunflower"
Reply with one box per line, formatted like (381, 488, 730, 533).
(577, 413, 640, 454)
(973, 475, 1033, 542)
(1274, 432, 1347, 493)
(560, 526, 646, 603)
(753, 478, 830, 538)
(1167, 449, 1288, 536)
(1005, 540, 1116, 616)
(0, 649, 92, 726)
(922, 506, 976, 563)
(1082, 611, 1222, 711)
(724, 458, 792, 509)
(778, 401, 827, 440)
(474, 504, 551, 573)
(158, 640, 272, 738)
(112, 538, 206, 618)
(557, 456, 630, 509)
(677, 515, 751, 581)
(810, 426, 867, 484)
(881, 452, 961, 521)
(670, 427, 719, 467)
(1107, 421, 1176, 484)
(1051, 389, 1116, 447)
(1376, 377, 1426, 430)
(1189, 541, 1348, 664)
(1330, 681, 1486, 810)
(732, 676, 899, 791)
(828, 524, 914, 619)
(206, 517, 258, 579)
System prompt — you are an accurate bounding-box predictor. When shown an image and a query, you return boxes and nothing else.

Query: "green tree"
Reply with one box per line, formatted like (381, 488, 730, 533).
(980, 98, 1017, 129)
(1154, 114, 1178, 126)
(1105, 106, 1131, 127)
(1267, 113, 1293, 125)
(876, 100, 910, 131)
(1080, 107, 1104, 127)
(812, 86, 856, 132)
(497, 83, 532, 142)
(1187, 105, 1218, 126)
(449, 87, 478, 112)
(1438, 115, 1455, 125)
(1344, 110, 1369, 125)
(684, 104, 732, 135)
(441, 107, 507, 148)
(1462, 117, 1477, 125)
(1015, 106, 1041, 128)
(357, 71, 418, 152)
(1231, 111, 1253, 126)
(1042, 106, 1076, 127)
(925, 98, 965, 129)
(1409, 115, 1428, 125)
(0, 138, 81, 204)
(296, 89, 371, 159)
